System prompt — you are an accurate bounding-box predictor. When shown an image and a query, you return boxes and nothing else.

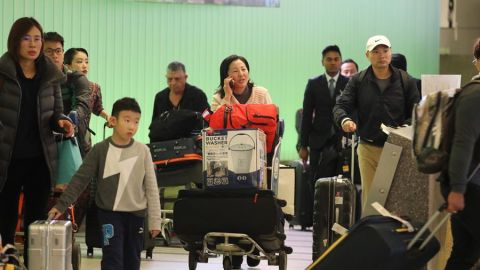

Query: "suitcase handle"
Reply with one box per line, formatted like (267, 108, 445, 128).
(350, 133, 356, 183)
(407, 204, 451, 250)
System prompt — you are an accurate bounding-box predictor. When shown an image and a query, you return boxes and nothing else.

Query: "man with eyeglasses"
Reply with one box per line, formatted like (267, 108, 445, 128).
(333, 35, 419, 211)
(44, 32, 91, 157)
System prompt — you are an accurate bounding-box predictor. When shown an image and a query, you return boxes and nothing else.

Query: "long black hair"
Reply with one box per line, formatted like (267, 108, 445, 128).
(216, 54, 254, 98)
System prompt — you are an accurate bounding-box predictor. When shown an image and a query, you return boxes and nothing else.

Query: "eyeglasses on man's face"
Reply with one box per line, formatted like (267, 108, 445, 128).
(44, 48, 63, 55)
(473, 58, 478, 65)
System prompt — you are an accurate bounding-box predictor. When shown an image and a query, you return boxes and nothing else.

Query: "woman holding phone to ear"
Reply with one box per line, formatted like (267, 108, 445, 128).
(211, 54, 272, 111)
(210, 54, 274, 269)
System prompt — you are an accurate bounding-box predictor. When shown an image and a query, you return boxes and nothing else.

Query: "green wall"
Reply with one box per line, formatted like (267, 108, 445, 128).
(0, 0, 439, 160)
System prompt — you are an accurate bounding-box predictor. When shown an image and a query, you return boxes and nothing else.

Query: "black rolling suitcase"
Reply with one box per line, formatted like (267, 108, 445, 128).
(312, 175, 356, 260)
(307, 205, 450, 270)
(287, 160, 313, 230)
(312, 134, 357, 260)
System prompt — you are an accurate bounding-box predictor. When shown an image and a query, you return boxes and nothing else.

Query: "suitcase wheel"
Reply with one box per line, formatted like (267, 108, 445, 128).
(72, 242, 82, 270)
(188, 251, 198, 270)
(87, 246, 94, 257)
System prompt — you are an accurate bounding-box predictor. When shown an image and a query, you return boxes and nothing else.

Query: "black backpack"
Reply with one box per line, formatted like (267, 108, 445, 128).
(148, 109, 203, 142)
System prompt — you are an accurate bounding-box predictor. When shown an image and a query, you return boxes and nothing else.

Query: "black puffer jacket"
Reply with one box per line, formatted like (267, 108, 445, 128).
(0, 52, 67, 192)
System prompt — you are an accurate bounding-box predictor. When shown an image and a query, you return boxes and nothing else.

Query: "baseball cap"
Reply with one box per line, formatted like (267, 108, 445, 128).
(366, 35, 391, 52)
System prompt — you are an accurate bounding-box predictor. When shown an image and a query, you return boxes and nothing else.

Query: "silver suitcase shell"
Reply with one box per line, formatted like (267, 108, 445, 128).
(28, 220, 73, 270)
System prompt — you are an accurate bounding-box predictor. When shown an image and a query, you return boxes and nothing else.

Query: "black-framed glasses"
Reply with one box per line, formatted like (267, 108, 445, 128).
(44, 48, 63, 55)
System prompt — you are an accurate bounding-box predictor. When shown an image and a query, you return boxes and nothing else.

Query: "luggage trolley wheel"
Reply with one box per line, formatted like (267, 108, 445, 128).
(146, 248, 153, 259)
(278, 250, 287, 270)
(163, 227, 171, 247)
(222, 255, 232, 270)
(87, 246, 94, 257)
(72, 242, 82, 270)
(247, 248, 260, 267)
(188, 251, 198, 270)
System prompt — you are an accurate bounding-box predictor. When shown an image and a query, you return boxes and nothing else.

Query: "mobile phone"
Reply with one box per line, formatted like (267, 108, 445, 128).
(229, 80, 235, 89)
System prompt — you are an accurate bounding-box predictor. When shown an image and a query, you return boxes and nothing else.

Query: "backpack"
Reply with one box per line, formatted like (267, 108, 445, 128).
(412, 80, 480, 174)
(148, 109, 203, 142)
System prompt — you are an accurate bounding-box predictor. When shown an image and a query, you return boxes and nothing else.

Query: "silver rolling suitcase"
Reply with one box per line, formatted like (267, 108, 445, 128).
(28, 220, 73, 270)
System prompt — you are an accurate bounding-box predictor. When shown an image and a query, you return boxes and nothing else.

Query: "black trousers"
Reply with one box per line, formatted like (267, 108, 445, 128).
(444, 183, 480, 270)
(97, 209, 145, 270)
(0, 156, 51, 264)
(309, 145, 339, 189)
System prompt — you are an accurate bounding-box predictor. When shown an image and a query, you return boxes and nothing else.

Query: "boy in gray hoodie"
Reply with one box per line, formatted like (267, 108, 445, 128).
(49, 97, 161, 270)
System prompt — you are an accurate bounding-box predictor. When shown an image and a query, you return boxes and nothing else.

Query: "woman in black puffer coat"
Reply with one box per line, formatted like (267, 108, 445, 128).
(0, 17, 74, 265)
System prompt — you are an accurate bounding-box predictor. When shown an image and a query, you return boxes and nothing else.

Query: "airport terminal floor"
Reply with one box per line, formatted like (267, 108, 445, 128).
(77, 222, 312, 270)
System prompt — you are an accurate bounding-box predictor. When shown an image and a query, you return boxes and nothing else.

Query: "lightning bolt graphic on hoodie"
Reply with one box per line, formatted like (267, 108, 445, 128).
(54, 138, 162, 231)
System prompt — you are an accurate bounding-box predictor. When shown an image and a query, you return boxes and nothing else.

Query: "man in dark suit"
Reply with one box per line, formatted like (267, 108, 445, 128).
(299, 45, 349, 183)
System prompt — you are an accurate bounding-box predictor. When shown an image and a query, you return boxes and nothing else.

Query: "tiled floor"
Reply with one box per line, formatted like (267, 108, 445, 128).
(78, 223, 313, 270)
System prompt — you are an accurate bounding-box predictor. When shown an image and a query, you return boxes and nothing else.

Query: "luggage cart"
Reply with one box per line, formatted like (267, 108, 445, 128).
(178, 120, 288, 270)
(174, 189, 292, 270)
(188, 232, 288, 270)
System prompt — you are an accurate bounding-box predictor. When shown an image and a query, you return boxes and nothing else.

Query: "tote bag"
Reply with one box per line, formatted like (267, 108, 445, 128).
(56, 136, 83, 185)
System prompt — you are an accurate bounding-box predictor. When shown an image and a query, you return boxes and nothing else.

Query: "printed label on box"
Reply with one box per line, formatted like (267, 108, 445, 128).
(203, 129, 266, 189)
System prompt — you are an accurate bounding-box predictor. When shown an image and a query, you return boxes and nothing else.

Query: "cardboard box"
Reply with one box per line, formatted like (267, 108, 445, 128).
(202, 129, 266, 189)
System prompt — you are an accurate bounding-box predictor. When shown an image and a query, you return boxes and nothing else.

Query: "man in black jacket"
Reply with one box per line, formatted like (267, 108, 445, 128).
(299, 45, 349, 184)
(333, 35, 419, 210)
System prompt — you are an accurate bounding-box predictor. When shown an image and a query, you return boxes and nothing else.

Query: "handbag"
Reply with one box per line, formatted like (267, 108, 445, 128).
(56, 136, 83, 186)
(209, 104, 278, 153)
